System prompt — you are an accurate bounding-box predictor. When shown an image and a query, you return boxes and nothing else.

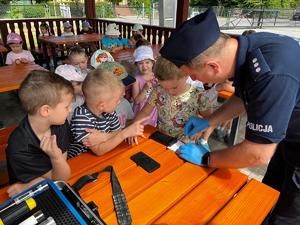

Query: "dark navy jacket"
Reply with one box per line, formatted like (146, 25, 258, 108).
(234, 32, 300, 146)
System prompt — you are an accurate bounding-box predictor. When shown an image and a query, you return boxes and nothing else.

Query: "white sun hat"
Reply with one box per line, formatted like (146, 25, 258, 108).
(133, 45, 154, 62)
(105, 23, 120, 36)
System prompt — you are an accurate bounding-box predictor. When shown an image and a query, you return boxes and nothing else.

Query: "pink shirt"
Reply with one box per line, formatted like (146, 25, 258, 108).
(5, 50, 35, 65)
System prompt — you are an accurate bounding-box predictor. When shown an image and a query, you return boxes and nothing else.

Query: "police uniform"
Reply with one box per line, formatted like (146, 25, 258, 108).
(235, 32, 300, 224)
(160, 7, 300, 225)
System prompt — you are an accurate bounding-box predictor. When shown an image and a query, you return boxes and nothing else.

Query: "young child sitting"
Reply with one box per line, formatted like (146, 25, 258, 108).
(68, 68, 147, 158)
(130, 56, 213, 148)
(98, 62, 136, 128)
(6, 70, 74, 197)
(61, 21, 74, 36)
(55, 64, 85, 121)
(79, 20, 97, 53)
(5, 33, 35, 65)
(68, 45, 93, 77)
(132, 24, 145, 39)
(79, 20, 94, 34)
(121, 33, 143, 49)
(132, 45, 158, 127)
(90, 49, 114, 69)
(39, 22, 52, 37)
(101, 23, 123, 53)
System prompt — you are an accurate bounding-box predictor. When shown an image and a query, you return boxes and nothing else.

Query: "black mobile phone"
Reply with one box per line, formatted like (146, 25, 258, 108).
(149, 131, 177, 146)
(130, 152, 160, 173)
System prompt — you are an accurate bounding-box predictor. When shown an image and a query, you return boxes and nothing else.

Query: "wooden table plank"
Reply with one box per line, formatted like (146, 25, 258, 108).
(38, 33, 102, 45)
(68, 125, 157, 180)
(81, 149, 184, 218)
(0, 64, 47, 92)
(104, 163, 214, 224)
(208, 179, 280, 225)
(154, 169, 248, 225)
(69, 139, 165, 185)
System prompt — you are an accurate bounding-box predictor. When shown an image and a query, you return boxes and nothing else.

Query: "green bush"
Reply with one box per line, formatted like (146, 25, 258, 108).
(96, 3, 114, 18)
(23, 4, 45, 18)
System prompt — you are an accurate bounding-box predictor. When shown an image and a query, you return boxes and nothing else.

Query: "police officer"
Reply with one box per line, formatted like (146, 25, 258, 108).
(159, 8, 300, 224)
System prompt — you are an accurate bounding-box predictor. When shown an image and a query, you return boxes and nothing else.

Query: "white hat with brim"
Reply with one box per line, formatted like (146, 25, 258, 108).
(133, 46, 154, 62)
(55, 64, 85, 82)
(105, 23, 120, 36)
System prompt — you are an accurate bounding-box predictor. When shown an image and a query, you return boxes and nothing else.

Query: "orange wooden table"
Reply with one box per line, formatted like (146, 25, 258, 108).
(72, 139, 279, 225)
(0, 126, 279, 224)
(39, 33, 102, 68)
(0, 63, 46, 93)
(111, 44, 161, 63)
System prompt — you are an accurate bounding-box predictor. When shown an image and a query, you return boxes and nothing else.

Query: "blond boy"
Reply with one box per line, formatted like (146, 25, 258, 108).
(6, 70, 74, 197)
(69, 68, 146, 158)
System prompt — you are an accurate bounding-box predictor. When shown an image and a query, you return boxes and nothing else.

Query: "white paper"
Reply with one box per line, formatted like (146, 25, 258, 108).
(167, 140, 185, 152)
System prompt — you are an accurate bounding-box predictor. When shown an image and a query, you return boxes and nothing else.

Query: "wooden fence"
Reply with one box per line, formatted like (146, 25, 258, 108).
(0, 18, 174, 51)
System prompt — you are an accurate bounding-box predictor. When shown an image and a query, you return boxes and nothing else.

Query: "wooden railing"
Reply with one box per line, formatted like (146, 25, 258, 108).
(0, 18, 174, 52)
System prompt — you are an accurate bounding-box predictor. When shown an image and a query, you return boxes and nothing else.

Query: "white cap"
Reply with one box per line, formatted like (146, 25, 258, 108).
(133, 46, 154, 62)
(55, 64, 85, 82)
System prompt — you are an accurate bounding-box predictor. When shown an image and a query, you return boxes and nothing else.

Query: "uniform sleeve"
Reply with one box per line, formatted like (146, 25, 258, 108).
(71, 111, 95, 142)
(245, 74, 299, 144)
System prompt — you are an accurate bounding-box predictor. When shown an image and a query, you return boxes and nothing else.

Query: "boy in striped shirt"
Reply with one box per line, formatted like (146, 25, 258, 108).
(69, 68, 146, 158)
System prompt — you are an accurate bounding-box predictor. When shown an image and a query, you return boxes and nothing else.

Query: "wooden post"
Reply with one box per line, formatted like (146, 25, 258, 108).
(85, 0, 96, 19)
(176, 0, 189, 28)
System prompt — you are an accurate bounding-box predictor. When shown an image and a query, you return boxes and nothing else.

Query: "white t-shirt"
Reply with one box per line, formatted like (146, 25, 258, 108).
(115, 98, 134, 128)
(5, 50, 35, 65)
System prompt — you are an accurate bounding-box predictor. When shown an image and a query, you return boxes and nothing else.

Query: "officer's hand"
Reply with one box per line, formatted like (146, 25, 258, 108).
(184, 116, 209, 137)
(176, 143, 208, 166)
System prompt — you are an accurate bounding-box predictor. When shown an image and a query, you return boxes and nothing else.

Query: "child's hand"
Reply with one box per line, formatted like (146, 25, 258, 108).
(20, 58, 29, 64)
(15, 59, 21, 64)
(124, 117, 148, 139)
(40, 135, 63, 161)
(7, 183, 29, 198)
(82, 128, 108, 147)
(125, 136, 139, 145)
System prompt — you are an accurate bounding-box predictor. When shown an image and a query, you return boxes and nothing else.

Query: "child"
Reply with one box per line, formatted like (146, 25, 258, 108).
(121, 33, 143, 49)
(135, 39, 150, 48)
(130, 56, 213, 148)
(90, 49, 114, 69)
(61, 21, 74, 36)
(39, 22, 52, 37)
(98, 62, 136, 128)
(132, 45, 158, 127)
(79, 20, 97, 53)
(132, 24, 145, 38)
(68, 68, 147, 158)
(5, 33, 35, 65)
(68, 45, 93, 77)
(79, 20, 94, 34)
(6, 70, 74, 197)
(55, 64, 85, 121)
(101, 23, 123, 53)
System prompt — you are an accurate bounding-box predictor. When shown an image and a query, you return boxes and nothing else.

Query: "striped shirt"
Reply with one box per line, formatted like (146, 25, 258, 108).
(68, 104, 120, 158)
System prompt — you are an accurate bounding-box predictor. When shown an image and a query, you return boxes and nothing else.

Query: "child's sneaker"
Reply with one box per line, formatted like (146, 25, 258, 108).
(197, 138, 210, 151)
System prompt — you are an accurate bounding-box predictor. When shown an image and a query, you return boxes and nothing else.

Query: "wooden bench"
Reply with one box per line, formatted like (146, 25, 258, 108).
(0, 125, 17, 187)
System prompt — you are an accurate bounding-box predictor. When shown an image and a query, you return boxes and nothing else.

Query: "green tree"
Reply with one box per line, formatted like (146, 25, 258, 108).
(0, 0, 10, 4)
